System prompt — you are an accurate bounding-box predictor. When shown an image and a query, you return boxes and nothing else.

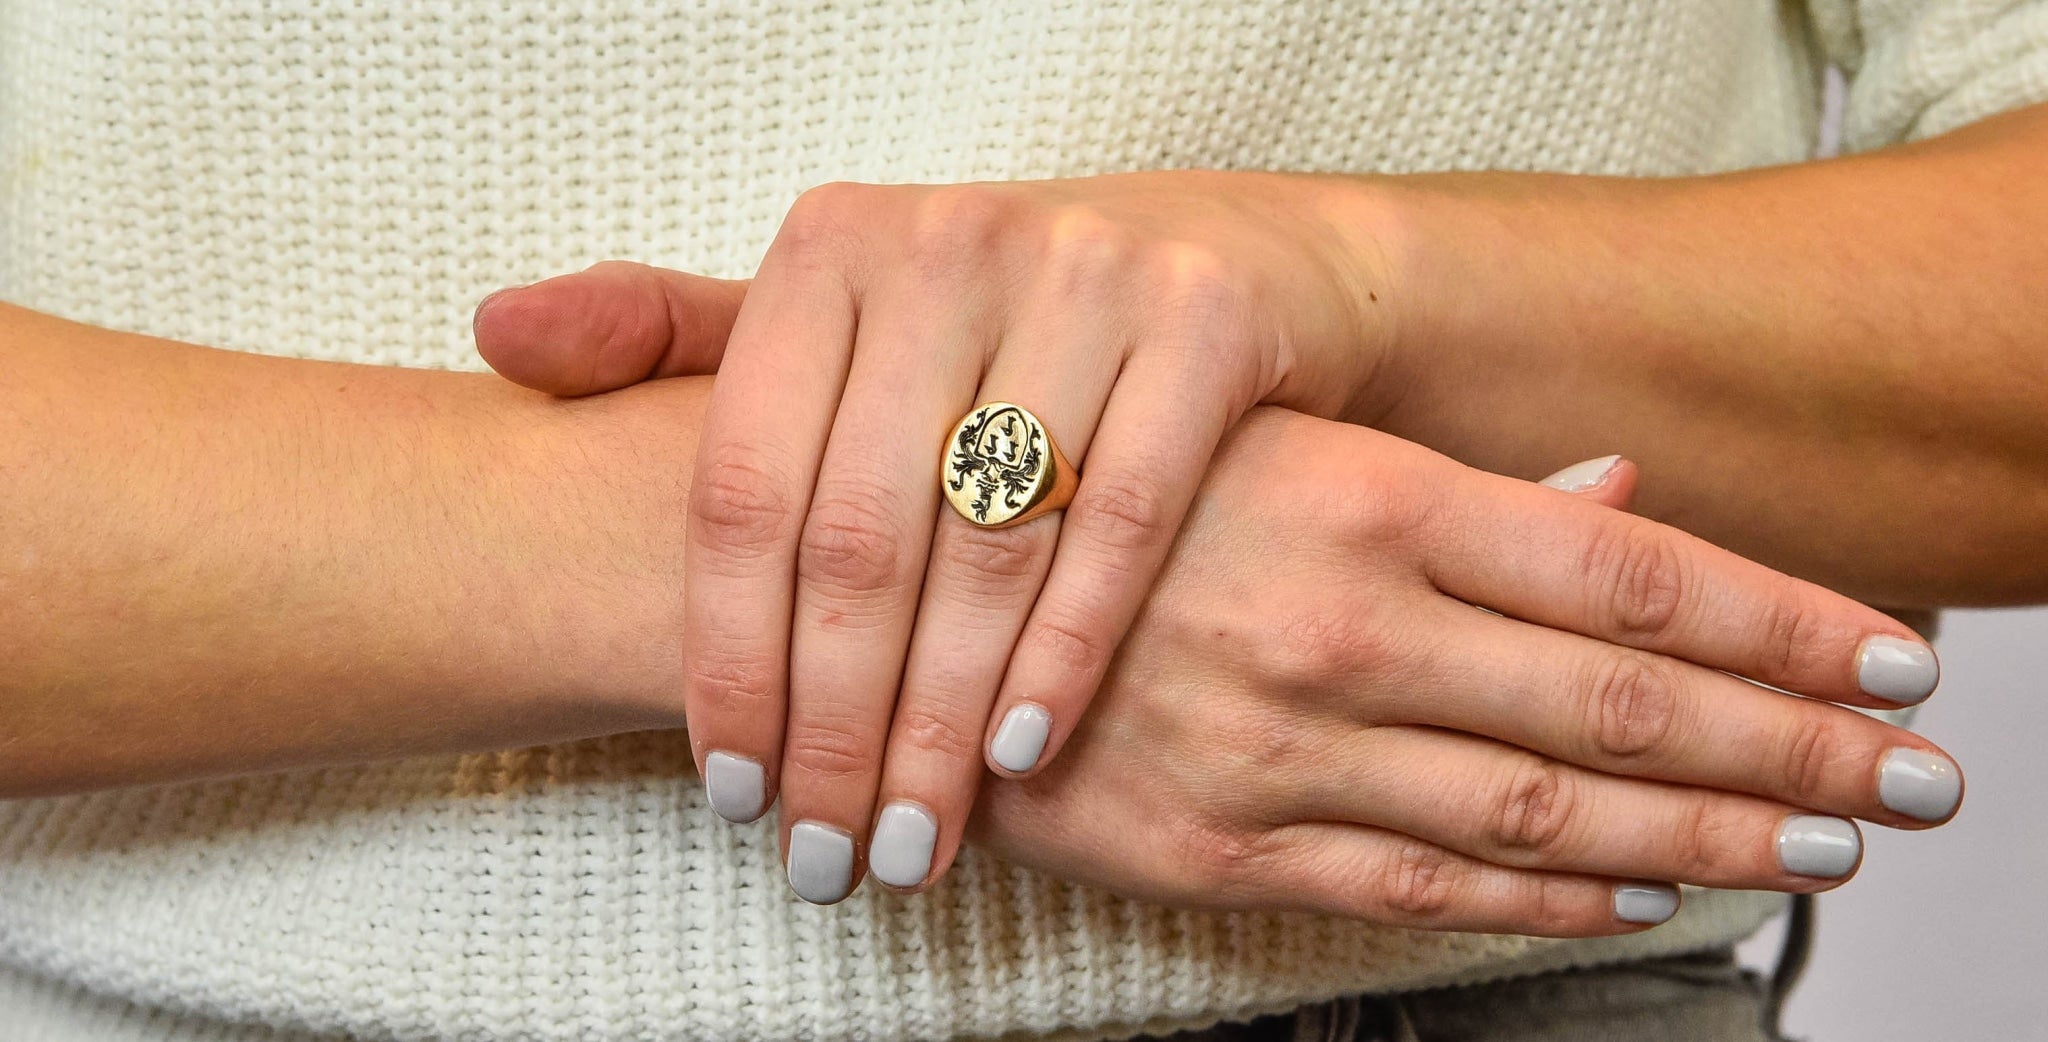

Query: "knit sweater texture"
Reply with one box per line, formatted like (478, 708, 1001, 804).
(1, 2, 2044, 1040)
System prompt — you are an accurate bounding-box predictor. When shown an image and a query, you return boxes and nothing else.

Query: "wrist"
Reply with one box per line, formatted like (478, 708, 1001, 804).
(516, 377, 714, 728)
(1308, 171, 1632, 438)
(1301, 171, 1439, 428)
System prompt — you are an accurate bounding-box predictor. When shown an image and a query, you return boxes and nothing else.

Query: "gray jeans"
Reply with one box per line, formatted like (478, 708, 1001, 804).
(1151, 897, 1813, 1042)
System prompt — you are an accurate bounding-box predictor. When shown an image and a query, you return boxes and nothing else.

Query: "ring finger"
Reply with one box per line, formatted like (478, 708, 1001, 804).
(863, 283, 1122, 891)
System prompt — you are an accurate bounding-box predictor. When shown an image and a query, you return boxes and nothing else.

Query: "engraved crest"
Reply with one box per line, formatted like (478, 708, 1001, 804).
(944, 402, 1051, 526)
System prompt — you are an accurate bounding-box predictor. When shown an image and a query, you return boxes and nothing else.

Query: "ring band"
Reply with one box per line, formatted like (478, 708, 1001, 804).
(941, 401, 1077, 528)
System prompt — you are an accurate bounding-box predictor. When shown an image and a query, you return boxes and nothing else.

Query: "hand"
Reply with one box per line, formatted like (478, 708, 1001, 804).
(969, 408, 1960, 934)
(479, 276, 1958, 933)
(479, 170, 1388, 902)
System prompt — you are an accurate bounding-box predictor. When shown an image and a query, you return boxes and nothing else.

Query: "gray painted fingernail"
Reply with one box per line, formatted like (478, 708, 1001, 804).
(1879, 748, 1963, 822)
(991, 704, 1052, 773)
(787, 821, 856, 904)
(1538, 455, 1622, 492)
(868, 801, 939, 889)
(1857, 635, 1939, 705)
(1777, 815, 1861, 878)
(704, 751, 767, 823)
(1613, 883, 1680, 925)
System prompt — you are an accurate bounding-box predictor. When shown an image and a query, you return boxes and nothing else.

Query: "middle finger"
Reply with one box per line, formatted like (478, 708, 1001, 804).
(777, 277, 989, 904)
(863, 271, 1126, 890)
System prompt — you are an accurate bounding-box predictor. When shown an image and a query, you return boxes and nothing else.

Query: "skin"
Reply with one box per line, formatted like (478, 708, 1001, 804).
(478, 101, 2048, 903)
(649, 176, 1385, 903)
(1348, 100, 2048, 605)
(972, 412, 1930, 932)
(0, 303, 693, 792)
(0, 302, 1953, 935)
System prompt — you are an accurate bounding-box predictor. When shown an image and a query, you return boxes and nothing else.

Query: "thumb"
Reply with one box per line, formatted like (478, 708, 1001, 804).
(1536, 454, 1639, 511)
(473, 260, 750, 397)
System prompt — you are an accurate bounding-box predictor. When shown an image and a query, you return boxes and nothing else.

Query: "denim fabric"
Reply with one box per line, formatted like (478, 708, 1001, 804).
(1149, 896, 1813, 1042)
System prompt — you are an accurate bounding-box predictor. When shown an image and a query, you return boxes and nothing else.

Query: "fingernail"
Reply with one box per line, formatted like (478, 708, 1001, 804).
(703, 751, 767, 823)
(472, 285, 521, 321)
(1879, 748, 1963, 822)
(1777, 815, 1861, 878)
(990, 704, 1052, 773)
(787, 821, 856, 905)
(1538, 455, 1622, 492)
(1857, 635, 1939, 705)
(868, 801, 939, 889)
(1613, 883, 1680, 925)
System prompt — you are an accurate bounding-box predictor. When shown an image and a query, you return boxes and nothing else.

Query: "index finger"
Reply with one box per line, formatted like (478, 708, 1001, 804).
(1424, 467, 1938, 709)
(681, 226, 861, 822)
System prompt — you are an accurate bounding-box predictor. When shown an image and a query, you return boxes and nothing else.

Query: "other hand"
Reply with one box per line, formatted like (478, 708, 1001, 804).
(478, 268, 1958, 929)
(970, 408, 1959, 934)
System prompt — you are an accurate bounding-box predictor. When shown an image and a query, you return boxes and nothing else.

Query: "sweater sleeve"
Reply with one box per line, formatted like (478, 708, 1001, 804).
(1807, 0, 2048, 150)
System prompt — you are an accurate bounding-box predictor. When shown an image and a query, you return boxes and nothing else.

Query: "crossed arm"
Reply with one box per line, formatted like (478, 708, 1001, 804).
(2, 101, 2040, 930)
(0, 298, 1964, 936)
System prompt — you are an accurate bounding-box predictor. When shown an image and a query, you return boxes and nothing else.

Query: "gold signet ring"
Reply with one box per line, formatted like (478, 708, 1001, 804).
(940, 402, 1078, 528)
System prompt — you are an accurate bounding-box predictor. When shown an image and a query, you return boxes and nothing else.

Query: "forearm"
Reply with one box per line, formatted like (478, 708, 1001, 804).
(0, 304, 702, 795)
(1331, 102, 2048, 606)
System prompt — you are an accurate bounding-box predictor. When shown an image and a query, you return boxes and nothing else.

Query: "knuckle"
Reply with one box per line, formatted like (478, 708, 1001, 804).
(1324, 479, 1437, 549)
(778, 181, 869, 261)
(1242, 710, 1315, 769)
(588, 269, 673, 356)
(1757, 589, 1829, 680)
(1174, 818, 1274, 893)
(1779, 713, 1845, 806)
(1139, 244, 1259, 361)
(1039, 208, 1134, 298)
(1489, 756, 1580, 860)
(1020, 611, 1112, 679)
(1142, 241, 1249, 314)
(892, 702, 984, 762)
(798, 488, 911, 597)
(937, 524, 1045, 591)
(1374, 841, 1461, 921)
(1583, 521, 1690, 642)
(1671, 796, 1728, 880)
(1263, 605, 1399, 686)
(794, 180, 866, 213)
(689, 656, 780, 717)
(905, 184, 1015, 279)
(691, 451, 798, 558)
(1524, 877, 1582, 938)
(783, 713, 877, 782)
(1585, 653, 1683, 761)
(1071, 471, 1173, 555)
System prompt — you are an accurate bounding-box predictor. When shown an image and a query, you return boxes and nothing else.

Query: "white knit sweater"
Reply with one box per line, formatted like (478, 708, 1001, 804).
(1, 2, 2043, 1040)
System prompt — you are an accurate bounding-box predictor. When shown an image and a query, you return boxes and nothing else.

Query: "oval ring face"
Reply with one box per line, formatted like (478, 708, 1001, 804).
(942, 402, 1056, 527)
